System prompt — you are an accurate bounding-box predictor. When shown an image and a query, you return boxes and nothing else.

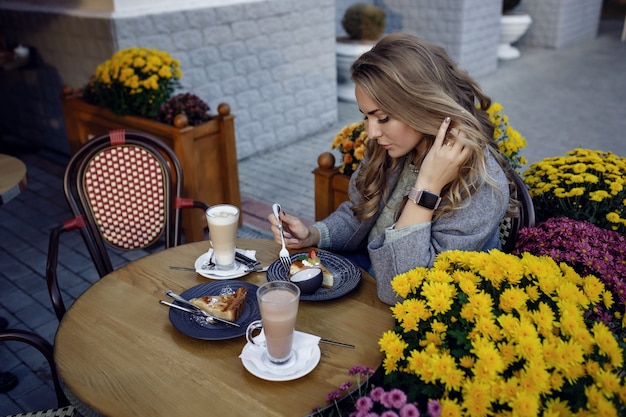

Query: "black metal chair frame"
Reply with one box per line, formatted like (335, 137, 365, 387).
(46, 130, 209, 321)
(0, 329, 72, 413)
(500, 168, 536, 253)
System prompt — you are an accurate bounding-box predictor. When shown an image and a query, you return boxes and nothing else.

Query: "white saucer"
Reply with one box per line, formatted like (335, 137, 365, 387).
(240, 343, 321, 381)
(194, 252, 249, 280)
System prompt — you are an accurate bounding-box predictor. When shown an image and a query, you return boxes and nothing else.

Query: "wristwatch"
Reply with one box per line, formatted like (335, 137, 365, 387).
(408, 187, 441, 210)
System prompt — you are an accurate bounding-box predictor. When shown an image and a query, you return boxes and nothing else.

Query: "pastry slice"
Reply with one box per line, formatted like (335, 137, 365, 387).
(289, 249, 334, 289)
(190, 286, 247, 321)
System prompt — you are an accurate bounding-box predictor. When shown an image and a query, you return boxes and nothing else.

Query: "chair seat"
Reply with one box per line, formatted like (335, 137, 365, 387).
(5, 405, 78, 417)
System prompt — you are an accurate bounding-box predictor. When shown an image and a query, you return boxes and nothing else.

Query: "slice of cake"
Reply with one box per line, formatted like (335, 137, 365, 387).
(190, 286, 247, 321)
(289, 249, 334, 289)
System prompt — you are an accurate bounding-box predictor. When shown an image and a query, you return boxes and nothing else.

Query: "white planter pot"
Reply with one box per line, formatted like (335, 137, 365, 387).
(336, 40, 375, 102)
(498, 13, 532, 60)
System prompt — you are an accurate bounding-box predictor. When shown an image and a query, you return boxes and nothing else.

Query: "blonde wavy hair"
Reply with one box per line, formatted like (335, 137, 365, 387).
(350, 33, 516, 221)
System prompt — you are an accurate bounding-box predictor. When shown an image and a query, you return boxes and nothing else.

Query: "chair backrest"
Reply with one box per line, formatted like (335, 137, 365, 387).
(0, 329, 71, 410)
(499, 168, 536, 252)
(64, 130, 189, 275)
(46, 129, 209, 320)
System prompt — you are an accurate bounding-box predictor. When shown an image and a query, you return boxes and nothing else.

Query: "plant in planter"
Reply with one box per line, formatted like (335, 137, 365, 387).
(379, 249, 625, 415)
(336, 3, 386, 101)
(499, 0, 532, 60)
(513, 216, 626, 347)
(341, 3, 386, 41)
(156, 92, 211, 126)
(331, 120, 368, 176)
(523, 148, 626, 235)
(83, 47, 182, 118)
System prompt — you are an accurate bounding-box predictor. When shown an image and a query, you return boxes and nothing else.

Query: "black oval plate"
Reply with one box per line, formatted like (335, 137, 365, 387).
(168, 281, 260, 340)
(266, 252, 361, 301)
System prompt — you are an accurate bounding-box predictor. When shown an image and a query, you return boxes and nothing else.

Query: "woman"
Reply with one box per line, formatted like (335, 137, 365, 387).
(269, 33, 515, 305)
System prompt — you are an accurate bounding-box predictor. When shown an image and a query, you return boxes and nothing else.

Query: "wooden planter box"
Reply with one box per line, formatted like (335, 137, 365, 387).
(312, 152, 350, 221)
(61, 88, 241, 243)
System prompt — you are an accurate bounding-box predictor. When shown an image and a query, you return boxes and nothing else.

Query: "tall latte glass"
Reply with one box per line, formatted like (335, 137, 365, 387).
(246, 281, 300, 365)
(205, 204, 239, 270)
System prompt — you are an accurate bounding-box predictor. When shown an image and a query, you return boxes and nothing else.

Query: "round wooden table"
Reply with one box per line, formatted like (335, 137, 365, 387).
(0, 154, 28, 206)
(55, 238, 394, 417)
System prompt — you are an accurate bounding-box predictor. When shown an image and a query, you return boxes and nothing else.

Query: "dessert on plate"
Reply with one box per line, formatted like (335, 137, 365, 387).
(289, 249, 333, 288)
(190, 286, 247, 321)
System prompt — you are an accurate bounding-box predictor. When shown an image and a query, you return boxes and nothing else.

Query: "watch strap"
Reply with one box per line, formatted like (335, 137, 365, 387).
(408, 187, 441, 210)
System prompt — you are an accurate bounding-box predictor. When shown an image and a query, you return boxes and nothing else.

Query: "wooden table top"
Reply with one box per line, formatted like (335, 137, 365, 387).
(55, 238, 394, 417)
(0, 154, 27, 205)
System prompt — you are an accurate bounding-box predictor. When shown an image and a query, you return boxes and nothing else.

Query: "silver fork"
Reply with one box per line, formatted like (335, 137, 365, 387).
(272, 203, 291, 271)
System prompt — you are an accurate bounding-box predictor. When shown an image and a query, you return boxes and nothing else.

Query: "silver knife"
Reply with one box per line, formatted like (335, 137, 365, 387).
(159, 300, 240, 327)
(168, 265, 268, 273)
(235, 251, 261, 268)
(319, 339, 355, 349)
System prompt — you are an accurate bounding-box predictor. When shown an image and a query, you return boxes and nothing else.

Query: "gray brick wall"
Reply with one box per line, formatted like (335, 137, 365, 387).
(335, 0, 501, 78)
(519, 0, 603, 48)
(0, 0, 337, 160)
(382, 0, 500, 78)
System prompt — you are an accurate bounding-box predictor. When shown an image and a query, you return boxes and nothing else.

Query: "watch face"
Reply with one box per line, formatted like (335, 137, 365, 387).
(409, 188, 441, 210)
(419, 191, 439, 209)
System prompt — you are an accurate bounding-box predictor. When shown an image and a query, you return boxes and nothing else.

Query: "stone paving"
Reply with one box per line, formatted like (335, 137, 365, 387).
(1, 19, 625, 416)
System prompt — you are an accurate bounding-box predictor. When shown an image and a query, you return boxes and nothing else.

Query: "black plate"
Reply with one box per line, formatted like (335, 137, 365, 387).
(266, 252, 361, 301)
(168, 281, 260, 340)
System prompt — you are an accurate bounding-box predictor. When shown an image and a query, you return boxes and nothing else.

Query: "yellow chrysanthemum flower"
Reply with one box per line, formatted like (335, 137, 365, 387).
(462, 380, 492, 417)
(498, 287, 528, 313)
(88, 47, 182, 117)
(523, 148, 626, 234)
(376, 250, 626, 416)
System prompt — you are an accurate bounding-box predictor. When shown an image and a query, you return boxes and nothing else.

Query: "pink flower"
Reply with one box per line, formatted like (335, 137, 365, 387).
(369, 386, 386, 402)
(427, 400, 441, 417)
(340, 381, 354, 391)
(399, 403, 420, 417)
(381, 388, 407, 409)
(326, 390, 341, 402)
(355, 396, 374, 412)
(381, 411, 400, 417)
(349, 365, 375, 377)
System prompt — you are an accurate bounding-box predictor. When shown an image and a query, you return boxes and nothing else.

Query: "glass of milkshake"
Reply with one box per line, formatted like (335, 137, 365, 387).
(205, 204, 239, 270)
(246, 281, 300, 366)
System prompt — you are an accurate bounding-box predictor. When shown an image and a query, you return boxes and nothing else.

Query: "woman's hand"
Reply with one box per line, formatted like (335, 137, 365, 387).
(267, 210, 320, 249)
(417, 117, 471, 193)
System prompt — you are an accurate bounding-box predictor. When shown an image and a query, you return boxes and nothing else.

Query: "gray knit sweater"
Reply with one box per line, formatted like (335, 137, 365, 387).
(313, 151, 509, 305)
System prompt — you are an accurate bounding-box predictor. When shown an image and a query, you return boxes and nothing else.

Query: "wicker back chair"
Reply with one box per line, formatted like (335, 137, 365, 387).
(46, 130, 210, 320)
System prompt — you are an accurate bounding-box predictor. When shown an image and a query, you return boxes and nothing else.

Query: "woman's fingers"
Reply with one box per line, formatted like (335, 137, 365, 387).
(434, 116, 451, 147)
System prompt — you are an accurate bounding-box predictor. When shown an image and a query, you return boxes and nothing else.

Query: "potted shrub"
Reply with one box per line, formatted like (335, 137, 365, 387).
(61, 47, 241, 242)
(336, 3, 386, 102)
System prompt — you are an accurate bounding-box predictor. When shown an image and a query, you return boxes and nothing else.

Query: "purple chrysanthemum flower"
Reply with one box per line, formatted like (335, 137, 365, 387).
(340, 381, 354, 391)
(370, 386, 386, 402)
(349, 365, 375, 377)
(427, 400, 442, 417)
(384, 388, 407, 409)
(399, 403, 420, 417)
(355, 395, 374, 412)
(326, 390, 341, 402)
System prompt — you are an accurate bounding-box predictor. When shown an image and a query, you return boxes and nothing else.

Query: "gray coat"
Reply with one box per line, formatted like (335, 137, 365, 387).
(313, 151, 509, 305)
